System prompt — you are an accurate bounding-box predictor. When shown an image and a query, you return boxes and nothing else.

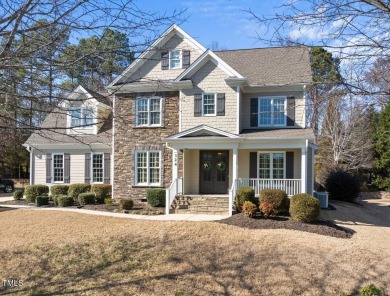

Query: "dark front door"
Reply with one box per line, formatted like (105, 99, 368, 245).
(199, 150, 229, 194)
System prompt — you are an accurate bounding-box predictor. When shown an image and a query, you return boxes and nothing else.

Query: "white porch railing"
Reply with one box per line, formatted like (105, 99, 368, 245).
(165, 177, 183, 214)
(235, 178, 301, 197)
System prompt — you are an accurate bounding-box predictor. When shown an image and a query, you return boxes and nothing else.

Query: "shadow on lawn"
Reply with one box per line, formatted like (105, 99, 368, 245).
(0, 231, 388, 295)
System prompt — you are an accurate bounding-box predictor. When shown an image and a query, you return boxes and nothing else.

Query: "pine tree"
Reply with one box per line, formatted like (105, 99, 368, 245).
(374, 103, 390, 190)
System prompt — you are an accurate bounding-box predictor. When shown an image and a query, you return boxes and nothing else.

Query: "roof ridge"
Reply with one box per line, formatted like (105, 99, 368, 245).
(214, 45, 308, 52)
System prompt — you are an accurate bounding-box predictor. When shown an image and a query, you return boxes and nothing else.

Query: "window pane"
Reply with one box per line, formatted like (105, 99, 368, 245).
(92, 154, 103, 183)
(150, 98, 161, 125)
(70, 109, 81, 127)
(273, 98, 285, 125)
(136, 99, 148, 126)
(170, 50, 181, 68)
(136, 152, 147, 184)
(273, 153, 284, 179)
(203, 94, 215, 115)
(258, 153, 270, 179)
(84, 108, 94, 126)
(149, 152, 160, 184)
(53, 154, 64, 182)
(136, 98, 161, 126)
(259, 99, 272, 125)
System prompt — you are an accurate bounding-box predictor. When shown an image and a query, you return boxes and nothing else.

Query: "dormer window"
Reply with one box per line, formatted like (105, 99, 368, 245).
(169, 50, 182, 69)
(69, 107, 94, 128)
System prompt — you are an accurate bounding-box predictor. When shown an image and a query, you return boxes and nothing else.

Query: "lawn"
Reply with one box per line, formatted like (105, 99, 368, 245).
(0, 199, 389, 295)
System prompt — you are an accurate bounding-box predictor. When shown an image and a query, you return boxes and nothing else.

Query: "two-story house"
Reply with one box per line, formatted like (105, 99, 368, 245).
(25, 24, 315, 216)
(107, 24, 315, 215)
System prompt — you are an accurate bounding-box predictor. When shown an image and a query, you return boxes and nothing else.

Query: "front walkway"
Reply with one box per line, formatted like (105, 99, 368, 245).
(0, 200, 228, 221)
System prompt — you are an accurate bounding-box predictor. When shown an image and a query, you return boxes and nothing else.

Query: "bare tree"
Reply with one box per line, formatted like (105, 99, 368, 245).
(247, 0, 390, 97)
(316, 92, 374, 183)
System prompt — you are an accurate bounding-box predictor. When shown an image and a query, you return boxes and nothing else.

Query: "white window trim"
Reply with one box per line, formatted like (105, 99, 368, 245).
(258, 96, 287, 127)
(135, 150, 161, 186)
(52, 153, 65, 184)
(135, 97, 162, 127)
(202, 93, 217, 116)
(257, 151, 286, 179)
(169, 50, 182, 69)
(91, 153, 104, 184)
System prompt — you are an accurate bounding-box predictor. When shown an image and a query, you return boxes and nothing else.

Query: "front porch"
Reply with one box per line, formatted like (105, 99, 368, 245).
(165, 125, 316, 216)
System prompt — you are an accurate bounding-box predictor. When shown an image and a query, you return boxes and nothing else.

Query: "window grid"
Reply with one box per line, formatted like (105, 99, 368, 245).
(92, 154, 104, 183)
(202, 94, 216, 116)
(53, 154, 64, 183)
(258, 152, 285, 179)
(136, 98, 161, 126)
(70, 107, 94, 128)
(169, 50, 181, 69)
(135, 151, 161, 186)
(258, 97, 286, 127)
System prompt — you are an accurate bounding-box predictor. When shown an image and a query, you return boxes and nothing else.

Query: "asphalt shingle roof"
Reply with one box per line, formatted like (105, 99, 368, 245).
(215, 46, 312, 86)
(25, 108, 112, 145)
(240, 128, 315, 141)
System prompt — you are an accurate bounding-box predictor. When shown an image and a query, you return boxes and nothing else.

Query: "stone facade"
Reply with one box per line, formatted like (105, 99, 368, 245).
(114, 91, 180, 200)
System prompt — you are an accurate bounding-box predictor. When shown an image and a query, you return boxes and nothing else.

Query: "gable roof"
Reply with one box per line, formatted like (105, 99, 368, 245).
(175, 49, 243, 81)
(166, 125, 240, 139)
(214, 46, 312, 86)
(108, 24, 206, 88)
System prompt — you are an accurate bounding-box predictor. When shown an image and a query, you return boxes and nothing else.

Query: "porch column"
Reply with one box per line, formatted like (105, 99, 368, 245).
(172, 148, 178, 182)
(232, 147, 238, 185)
(301, 147, 307, 193)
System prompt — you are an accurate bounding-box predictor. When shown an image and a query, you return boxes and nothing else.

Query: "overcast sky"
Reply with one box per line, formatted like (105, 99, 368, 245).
(136, 0, 285, 50)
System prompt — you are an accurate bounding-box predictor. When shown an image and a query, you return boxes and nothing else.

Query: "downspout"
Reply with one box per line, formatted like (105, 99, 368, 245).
(179, 90, 182, 132)
(236, 85, 240, 134)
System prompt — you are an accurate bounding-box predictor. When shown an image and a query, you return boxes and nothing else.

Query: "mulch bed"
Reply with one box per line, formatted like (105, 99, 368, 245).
(217, 213, 354, 239)
(0, 199, 164, 215)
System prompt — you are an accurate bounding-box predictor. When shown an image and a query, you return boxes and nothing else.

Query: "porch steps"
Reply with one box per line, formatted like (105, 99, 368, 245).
(170, 195, 229, 215)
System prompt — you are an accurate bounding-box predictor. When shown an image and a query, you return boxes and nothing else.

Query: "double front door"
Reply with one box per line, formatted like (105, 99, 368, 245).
(199, 150, 229, 194)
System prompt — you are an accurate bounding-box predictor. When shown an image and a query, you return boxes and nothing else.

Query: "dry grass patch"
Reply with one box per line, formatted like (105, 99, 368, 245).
(0, 205, 389, 295)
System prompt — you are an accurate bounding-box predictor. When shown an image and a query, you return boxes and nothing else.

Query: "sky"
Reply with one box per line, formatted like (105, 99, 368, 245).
(135, 0, 284, 50)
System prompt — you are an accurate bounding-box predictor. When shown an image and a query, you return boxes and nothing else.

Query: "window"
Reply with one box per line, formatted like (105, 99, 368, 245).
(258, 152, 285, 179)
(169, 50, 181, 69)
(53, 154, 64, 183)
(136, 97, 161, 126)
(69, 107, 94, 128)
(258, 97, 286, 126)
(92, 154, 103, 183)
(135, 151, 161, 186)
(202, 93, 216, 116)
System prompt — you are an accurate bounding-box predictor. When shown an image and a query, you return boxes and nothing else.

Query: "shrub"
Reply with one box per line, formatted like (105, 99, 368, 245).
(120, 199, 133, 210)
(25, 185, 49, 203)
(36, 196, 49, 207)
(92, 184, 112, 203)
(57, 195, 74, 207)
(360, 284, 383, 296)
(13, 190, 23, 200)
(241, 201, 257, 218)
(235, 187, 256, 212)
(104, 198, 113, 204)
(259, 202, 275, 218)
(68, 183, 91, 201)
(325, 169, 361, 202)
(260, 189, 288, 214)
(147, 188, 166, 207)
(78, 192, 96, 205)
(50, 185, 69, 197)
(290, 193, 320, 223)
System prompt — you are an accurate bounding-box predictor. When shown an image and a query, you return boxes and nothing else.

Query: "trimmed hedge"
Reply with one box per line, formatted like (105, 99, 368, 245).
(57, 195, 74, 207)
(92, 184, 112, 204)
(260, 189, 289, 214)
(120, 199, 134, 210)
(36, 195, 49, 207)
(50, 185, 69, 197)
(289, 193, 320, 223)
(13, 190, 23, 200)
(259, 202, 274, 218)
(68, 183, 91, 201)
(235, 187, 256, 212)
(325, 169, 360, 203)
(147, 188, 166, 207)
(25, 185, 49, 203)
(78, 192, 96, 205)
(242, 201, 257, 218)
